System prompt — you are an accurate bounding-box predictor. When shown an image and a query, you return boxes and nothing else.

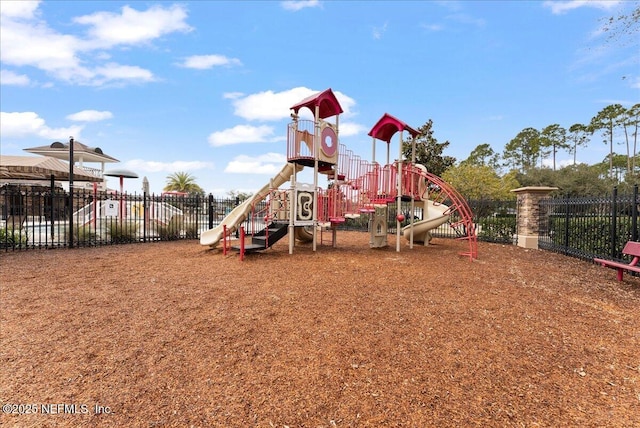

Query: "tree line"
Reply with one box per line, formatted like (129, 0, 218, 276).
(403, 103, 640, 200)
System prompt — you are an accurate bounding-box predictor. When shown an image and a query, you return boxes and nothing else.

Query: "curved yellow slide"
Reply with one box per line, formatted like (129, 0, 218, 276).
(402, 200, 450, 243)
(200, 163, 302, 247)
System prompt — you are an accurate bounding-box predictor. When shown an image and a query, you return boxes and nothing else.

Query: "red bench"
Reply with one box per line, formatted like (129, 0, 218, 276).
(594, 241, 640, 281)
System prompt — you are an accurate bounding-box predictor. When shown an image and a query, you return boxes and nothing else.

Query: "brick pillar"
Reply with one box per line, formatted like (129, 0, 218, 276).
(511, 186, 558, 249)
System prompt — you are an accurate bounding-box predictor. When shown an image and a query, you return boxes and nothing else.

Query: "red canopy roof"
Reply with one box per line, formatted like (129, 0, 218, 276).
(368, 113, 419, 143)
(290, 88, 343, 119)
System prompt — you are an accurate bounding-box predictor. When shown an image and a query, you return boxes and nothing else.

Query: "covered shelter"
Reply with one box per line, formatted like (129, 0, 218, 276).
(0, 155, 105, 183)
(0, 155, 104, 227)
(24, 140, 118, 188)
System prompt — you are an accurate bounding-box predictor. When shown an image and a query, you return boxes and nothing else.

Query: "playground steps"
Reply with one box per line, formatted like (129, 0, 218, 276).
(231, 221, 289, 253)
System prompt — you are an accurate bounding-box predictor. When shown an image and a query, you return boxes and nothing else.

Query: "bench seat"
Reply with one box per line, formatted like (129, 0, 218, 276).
(594, 241, 640, 281)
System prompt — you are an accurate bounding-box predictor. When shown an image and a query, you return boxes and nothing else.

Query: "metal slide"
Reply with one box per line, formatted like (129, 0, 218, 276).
(199, 163, 302, 247)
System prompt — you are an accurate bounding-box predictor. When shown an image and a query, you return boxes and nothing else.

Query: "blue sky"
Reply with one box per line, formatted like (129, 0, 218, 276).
(1, 0, 638, 195)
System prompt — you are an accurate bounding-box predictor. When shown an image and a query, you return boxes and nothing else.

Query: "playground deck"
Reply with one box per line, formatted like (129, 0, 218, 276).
(1, 233, 639, 427)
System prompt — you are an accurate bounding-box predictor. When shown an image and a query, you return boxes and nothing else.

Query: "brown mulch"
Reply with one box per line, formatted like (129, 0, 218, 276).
(1, 232, 639, 427)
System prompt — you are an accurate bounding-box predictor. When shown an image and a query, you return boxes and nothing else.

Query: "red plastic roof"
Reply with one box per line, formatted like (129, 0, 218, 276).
(367, 113, 419, 143)
(290, 88, 344, 119)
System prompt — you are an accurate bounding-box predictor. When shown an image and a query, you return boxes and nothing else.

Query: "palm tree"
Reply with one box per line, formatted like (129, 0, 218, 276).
(164, 171, 204, 194)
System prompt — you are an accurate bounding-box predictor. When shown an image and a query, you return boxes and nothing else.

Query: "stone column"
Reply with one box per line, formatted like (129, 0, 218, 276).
(511, 186, 558, 249)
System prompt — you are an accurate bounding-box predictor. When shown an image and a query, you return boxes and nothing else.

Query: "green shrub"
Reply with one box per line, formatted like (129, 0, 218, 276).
(184, 222, 199, 239)
(545, 215, 633, 260)
(73, 225, 98, 246)
(156, 215, 184, 240)
(107, 221, 138, 244)
(0, 227, 28, 248)
(477, 216, 516, 244)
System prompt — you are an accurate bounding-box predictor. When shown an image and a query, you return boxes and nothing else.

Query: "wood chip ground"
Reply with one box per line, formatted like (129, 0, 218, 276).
(1, 232, 639, 427)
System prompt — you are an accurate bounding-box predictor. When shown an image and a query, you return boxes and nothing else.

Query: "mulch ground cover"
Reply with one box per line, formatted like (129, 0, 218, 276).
(1, 232, 639, 427)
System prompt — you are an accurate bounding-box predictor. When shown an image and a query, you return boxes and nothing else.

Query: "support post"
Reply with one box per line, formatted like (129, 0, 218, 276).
(289, 173, 296, 254)
(396, 132, 403, 252)
(68, 136, 74, 249)
(239, 226, 245, 261)
(49, 174, 55, 244)
(312, 106, 320, 252)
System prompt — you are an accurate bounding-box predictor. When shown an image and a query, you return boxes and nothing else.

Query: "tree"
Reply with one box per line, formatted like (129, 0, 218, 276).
(442, 164, 519, 200)
(503, 127, 540, 171)
(539, 124, 568, 171)
(164, 171, 204, 195)
(461, 143, 501, 170)
(622, 103, 640, 173)
(402, 119, 456, 177)
(227, 190, 253, 202)
(589, 104, 626, 178)
(600, 4, 640, 46)
(567, 123, 590, 165)
(515, 164, 613, 197)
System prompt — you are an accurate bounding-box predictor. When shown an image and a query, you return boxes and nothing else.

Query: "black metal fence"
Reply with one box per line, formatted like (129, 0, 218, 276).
(1, 184, 519, 251)
(538, 186, 639, 262)
(339, 199, 517, 244)
(0, 185, 261, 250)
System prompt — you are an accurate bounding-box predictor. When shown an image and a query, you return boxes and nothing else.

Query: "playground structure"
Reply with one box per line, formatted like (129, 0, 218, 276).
(200, 88, 477, 260)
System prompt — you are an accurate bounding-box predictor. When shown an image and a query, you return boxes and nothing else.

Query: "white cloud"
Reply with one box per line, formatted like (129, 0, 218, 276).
(93, 63, 155, 84)
(224, 153, 288, 174)
(0, 0, 41, 19)
(208, 124, 281, 147)
(178, 54, 242, 69)
(231, 87, 358, 121)
(1, 18, 83, 71)
(0, 111, 82, 139)
(543, 0, 621, 15)
(66, 110, 113, 122)
(73, 4, 192, 48)
(124, 159, 213, 173)
(339, 122, 368, 137)
(0, 69, 30, 86)
(281, 1, 321, 12)
(231, 87, 317, 121)
(0, 3, 189, 86)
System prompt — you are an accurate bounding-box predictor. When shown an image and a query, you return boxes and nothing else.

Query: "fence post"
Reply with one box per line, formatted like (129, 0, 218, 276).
(208, 194, 214, 230)
(633, 185, 638, 243)
(195, 194, 200, 238)
(563, 194, 570, 255)
(511, 186, 558, 249)
(68, 190, 74, 249)
(611, 186, 617, 259)
(235, 196, 240, 239)
(143, 191, 148, 243)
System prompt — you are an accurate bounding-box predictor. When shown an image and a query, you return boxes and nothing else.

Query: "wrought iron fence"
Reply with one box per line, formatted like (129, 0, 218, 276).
(538, 186, 639, 262)
(340, 198, 517, 244)
(1, 183, 518, 251)
(0, 185, 256, 251)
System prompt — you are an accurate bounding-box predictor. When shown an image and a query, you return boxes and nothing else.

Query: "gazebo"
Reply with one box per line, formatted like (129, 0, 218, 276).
(24, 140, 119, 189)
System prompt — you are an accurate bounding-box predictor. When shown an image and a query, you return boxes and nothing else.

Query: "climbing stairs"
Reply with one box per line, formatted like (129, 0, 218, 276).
(231, 221, 289, 253)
